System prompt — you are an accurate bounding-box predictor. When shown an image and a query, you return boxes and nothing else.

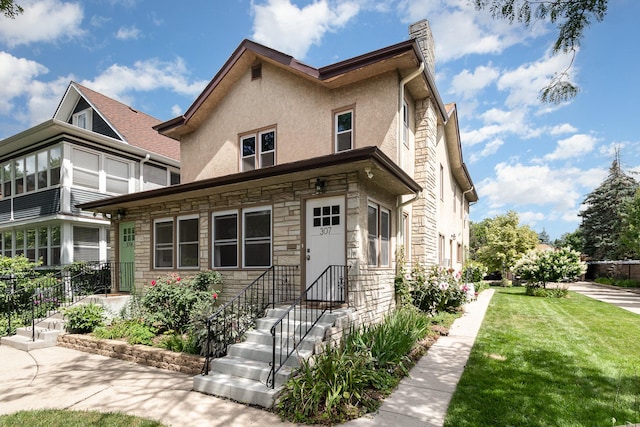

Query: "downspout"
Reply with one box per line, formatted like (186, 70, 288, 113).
(396, 62, 425, 265)
(460, 186, 474, 269)
(139, 153, 151, 191)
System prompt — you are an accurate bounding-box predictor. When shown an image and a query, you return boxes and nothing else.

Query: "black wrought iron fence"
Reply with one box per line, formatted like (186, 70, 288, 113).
(267, 265, 347, 388)
(202, 265, 299, 375)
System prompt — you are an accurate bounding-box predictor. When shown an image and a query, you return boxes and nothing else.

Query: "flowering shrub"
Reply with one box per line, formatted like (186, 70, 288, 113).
(512, 247, 587, 289)
(141, 272, 221, 333)
(410, 265, 467, 315)
(462, 261, 488, 283)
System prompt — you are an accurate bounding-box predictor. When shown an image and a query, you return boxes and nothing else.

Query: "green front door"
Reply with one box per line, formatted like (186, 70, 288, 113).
(118, 222, 135, 292)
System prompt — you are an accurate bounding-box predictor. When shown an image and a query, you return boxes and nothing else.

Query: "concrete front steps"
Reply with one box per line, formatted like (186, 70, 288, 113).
(193, 305, 356, 408)
(0, 294, 131, 351)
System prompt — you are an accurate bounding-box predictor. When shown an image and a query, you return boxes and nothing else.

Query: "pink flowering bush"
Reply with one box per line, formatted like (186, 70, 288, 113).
(410, 265, 467, 315)
(141, 271, 222, 333)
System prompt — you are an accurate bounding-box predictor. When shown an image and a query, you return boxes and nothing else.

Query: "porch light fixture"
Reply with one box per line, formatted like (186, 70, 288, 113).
(116, 209, 126, 221)
(315, 178, 326, 194)
(364, 167, 373, 179)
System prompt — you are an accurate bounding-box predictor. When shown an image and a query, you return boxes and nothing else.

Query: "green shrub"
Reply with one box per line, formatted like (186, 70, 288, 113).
(410, 265, 467, 314)
(463, 261, 488, 283)
(513, 247, 587, 288)
(158, 331, 199, 354)
(63, 303, 105, 333)
(141, 273, 220, 333)
(525, 286, 569, 298)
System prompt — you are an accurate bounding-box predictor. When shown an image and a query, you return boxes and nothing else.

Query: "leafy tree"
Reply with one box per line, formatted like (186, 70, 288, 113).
(619, 189, 640, 259)
(579, 158, 638, 260)
(473, 0, 608, 103)
(469, 218, 492, 260)
(553, 228, 584, 253)
(474, 211, 539, 276)
(0, 0, 23, 18)
(538, 228, 550, 244)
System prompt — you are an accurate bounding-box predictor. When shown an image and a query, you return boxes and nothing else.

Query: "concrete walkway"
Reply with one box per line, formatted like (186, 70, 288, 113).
(1, 291, 497, 427)
(12, 282, 638, 427)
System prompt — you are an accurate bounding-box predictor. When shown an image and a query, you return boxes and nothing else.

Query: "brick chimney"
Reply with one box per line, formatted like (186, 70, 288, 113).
(409, 20, 436, 77)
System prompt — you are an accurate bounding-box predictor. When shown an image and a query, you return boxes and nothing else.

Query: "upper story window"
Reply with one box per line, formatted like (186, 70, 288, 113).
(335, 109, 353, 152)
(72, 109, 92, 130)
(0, 146, 61, 199)
(72, 147, 132, 194)
(402, 101, 409, 147)
(241, 128, 276, 172)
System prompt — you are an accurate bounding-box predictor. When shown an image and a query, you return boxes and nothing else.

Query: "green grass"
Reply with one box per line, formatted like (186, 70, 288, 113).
(444, 287, 640, 427)
(0, 409, 166, 427)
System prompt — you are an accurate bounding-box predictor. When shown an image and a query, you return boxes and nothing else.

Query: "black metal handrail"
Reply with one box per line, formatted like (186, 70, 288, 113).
(202, 265, 299, 375)
(267, 265, 347, 388)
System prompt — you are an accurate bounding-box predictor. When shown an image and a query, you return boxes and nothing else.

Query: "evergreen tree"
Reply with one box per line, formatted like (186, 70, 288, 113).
(579, 158, 639, 260)
(538, 229, 550, 245)
(553, 229, 584, 253)
(619, 189, 640, 259)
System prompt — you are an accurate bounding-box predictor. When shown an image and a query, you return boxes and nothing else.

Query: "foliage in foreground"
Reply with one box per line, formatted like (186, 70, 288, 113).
(277, 308, 457, 424)
(595, 277, 640, 288)
(62, 303, 106, 334)
(0, 409, 166, 427)
(444, 287, 640, 427)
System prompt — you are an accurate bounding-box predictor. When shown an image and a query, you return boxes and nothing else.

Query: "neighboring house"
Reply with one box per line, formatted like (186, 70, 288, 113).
(0, 81, 180, 291)
(79, 20, 477, 323)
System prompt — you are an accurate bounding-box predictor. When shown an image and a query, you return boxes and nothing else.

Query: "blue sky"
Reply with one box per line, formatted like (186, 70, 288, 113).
(0, 0, 638, 241)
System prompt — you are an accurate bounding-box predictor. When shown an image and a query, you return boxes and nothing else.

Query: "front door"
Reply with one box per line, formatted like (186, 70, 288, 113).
(118, 221, 135, 292)
(305, 196, 345, 301)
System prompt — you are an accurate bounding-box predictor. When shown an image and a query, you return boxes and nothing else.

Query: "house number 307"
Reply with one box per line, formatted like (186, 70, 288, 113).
(320, 226, 332, 235)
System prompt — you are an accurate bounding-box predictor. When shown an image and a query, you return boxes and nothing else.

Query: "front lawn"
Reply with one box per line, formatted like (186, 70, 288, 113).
(0, 409, 166, 426)
(444, 287, 640, 427)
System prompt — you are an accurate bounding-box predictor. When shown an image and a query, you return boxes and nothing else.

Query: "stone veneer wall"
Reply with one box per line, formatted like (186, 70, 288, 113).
(58, 334, 205, 375)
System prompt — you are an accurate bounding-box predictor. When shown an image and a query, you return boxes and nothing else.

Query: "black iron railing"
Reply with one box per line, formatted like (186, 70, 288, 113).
(1, 261, 134, 340)
(267, 265, 347, 388)
(202, 265, 299, 375)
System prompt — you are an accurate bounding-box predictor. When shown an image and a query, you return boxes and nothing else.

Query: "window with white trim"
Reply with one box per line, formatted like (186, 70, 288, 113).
(243, 207, 272, 267)
(14, 158, 24, 195)
(105, 157, 129, 194)
(153, 216, 200, 269)
(2, 225, 60, 265)
(178, 216, 199, 268)
(335, 110, 353, 152)
(73, 148, 99, 189)
(368, 203, 390, 267)
(1, 162, 11, 198)
(72, 109, 92, 130)
(402, 100, 409, 147)
(73, 226, 100, 261)
(241, 128, 276, 171)
(212, 210, 238, 268)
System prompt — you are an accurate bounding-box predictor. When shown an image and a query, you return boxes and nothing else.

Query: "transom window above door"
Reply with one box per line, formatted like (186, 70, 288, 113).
(241, 128, 276, 171)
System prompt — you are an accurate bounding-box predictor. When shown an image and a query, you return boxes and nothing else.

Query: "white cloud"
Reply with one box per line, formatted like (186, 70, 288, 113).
(469, 138, 504, 164)
(0, 0, 84, 47)
(450, 64, 500, 100)
(171, 104, 182, 116)
(25, 77, 73, 124)
(550, 123, 577, 135)
(518, 210, 546, 228)
(544, 134, 598, 161)
(0, 52, 48, 115)
(251, 0, 360, 59)
(115, 26, 141, 40)
(81, 57, 208, 102)
(477, 162, 604, 213)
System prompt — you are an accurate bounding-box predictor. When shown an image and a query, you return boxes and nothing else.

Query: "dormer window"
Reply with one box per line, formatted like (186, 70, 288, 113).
(241, 128, 276, 171)
(72, 108, 92, 130)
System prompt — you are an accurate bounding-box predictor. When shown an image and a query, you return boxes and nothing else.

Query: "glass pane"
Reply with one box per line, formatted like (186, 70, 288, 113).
(73, 226, 99, 245)
(51, 247, 61, 265)
(27, 229, 35, 249)
(179, 243, 198, 268)
(261, 152, 274, 167)
(73, 169, 99, 189)
(74, 149, 99, 169)
(3, 232, 12, 251)
(337, 132, 352, 151)
(39, 227, 48, 246)
(143, 163, 167, 189)
(214, 243, 237, 267)
(15, 230, 24, 252)
(50, 147, 61, 186)
(242, 136, 255, 157)
(51, 226, 60, 245)
(155, 221, 173, 244)
(26, 154, 36, 191)
(50, 167, 60, 186)
(214, 214, 237, 240)
(381, 210, 390, 266)
(14, 159, 24, 194)
(179, 218, 198, 242)
(242, 157, 255, 171)
(106, 178, 128, 194)
(261, 131, 275, 152)
(245, 242, 270, 267)
(244, 210, 270, 238)
(337, 112, 352, 132)
(38, 171, 47, 189)
(368, 206, 378, 266)
(106, 158, 128, 178)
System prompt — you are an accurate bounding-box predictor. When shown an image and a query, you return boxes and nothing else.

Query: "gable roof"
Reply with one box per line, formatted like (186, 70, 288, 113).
(54, 82, 180, 161)
(155, 39, 448, 139)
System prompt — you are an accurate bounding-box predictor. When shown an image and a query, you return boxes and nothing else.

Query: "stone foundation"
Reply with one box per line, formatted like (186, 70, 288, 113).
(57, 334, 205, 375)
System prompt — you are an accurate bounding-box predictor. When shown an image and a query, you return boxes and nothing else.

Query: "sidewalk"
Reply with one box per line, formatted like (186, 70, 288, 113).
(0, 290, 495, 427)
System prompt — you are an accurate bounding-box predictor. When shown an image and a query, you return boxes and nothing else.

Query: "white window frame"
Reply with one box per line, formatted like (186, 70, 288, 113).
(104, 155, 131, 194)
(72, 148, 100, 190)
(242, 206, 272, 268)
(177, 215, 199, 269)
(72, 108, 92, 130)
(402, 100, 409, 148)
(368, 202, 391, 267)
(240, 128, 276, 172)
(212, 209, 239, 268)
(154, 218, 174, 269)
(335, 109, 354, 152)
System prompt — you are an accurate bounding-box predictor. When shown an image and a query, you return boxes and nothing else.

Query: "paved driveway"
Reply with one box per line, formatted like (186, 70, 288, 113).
(567, 281, 640, 315)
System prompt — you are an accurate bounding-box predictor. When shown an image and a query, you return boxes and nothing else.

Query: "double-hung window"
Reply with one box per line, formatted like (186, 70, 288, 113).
(105, 157, 130, 194)
(367, 203, 390, 267)
(73, 109, 92, 130)
(335, 109, 353, 152)
(212, 210, 238, 268)
(241, 128, 276, 171)
(73, 149, 100, 190)
(153, 216, 200, 269)
(2, 163, 12, 198)
(211, 206, 272, 268)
